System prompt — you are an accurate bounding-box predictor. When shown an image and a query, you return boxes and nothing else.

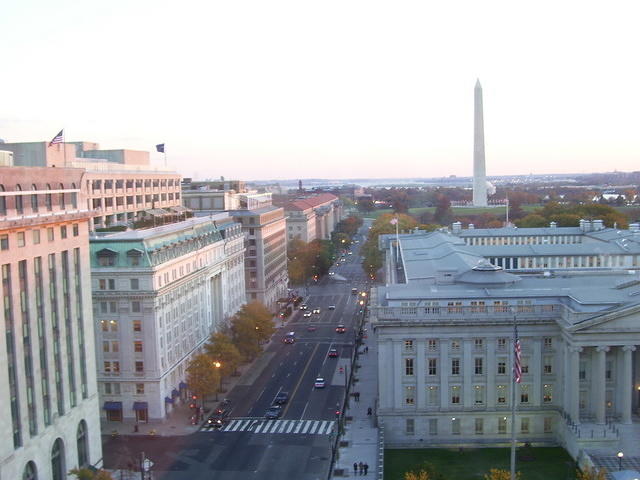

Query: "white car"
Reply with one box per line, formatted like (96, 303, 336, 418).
(314, 377, 326, 388)
(328, 305, 336, 310)
(303, 311, 312, 317)
(312, 308, 321, 314)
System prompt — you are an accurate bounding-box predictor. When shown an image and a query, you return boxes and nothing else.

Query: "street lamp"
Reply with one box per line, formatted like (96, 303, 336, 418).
(617, 451, 624, 470)
(214, 361, 222, 401)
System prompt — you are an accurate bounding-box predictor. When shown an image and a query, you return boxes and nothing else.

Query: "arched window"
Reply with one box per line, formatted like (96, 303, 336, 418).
(70, 183, 77, 209)
(59, 183, 65, 210)
(45, 184, 53, 211)
(51, 438, 65, 480)
(22, 461, 37, 480)
(15, 184, 23, 214)
(76, 420, 88, 467)
(0, 184, 5, 215)
(31, 184, 39, 213)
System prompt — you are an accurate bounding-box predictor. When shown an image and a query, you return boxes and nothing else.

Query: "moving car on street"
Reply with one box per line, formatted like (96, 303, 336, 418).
(328, 305, 336, 310)
(335, 324, 346, 333)
(314, 377, 326, 388)
(328, 347, 338, 358)
(303, 311, 312, 317)
(264, 405, 282, 419)
(274, 391, 289, 404)
(312, 308, 321, 314)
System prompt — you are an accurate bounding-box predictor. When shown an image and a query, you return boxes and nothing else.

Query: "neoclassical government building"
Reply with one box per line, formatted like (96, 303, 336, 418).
(372, 222, 640, 456)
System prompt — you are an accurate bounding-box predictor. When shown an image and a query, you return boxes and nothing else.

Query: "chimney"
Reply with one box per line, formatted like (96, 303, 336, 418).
(468, 223, 475, 230)
(593, 219, 604, 231)
(452, 221, 462, 234)
(629, 223, 640, 233)
(549, 222, 557, 228)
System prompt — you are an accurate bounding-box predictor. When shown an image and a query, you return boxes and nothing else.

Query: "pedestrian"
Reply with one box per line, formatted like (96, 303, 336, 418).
(359, 461, 364, 475)
(364, 463, 369, 475)
(353, 462, 358, 475)
(365, 346, 369, 354)
(367, 407, 372, 416)
(357, 392, 361, 402)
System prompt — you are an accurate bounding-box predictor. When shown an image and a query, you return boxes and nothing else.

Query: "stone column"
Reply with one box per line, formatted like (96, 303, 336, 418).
(532, 338, 542, 407)
(487, 338, 496, 407)
(463, 339, 473, 408)
(440, 341, 449, 409)
(416, 341, 426, 409)
(621, 346, 636, 424)
(569, 346, 582, 424)
(393, 341, 403, 408)
(594, 346, 609, 424)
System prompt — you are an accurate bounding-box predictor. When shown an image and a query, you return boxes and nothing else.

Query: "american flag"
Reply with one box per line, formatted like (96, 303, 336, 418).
(49, 129, 63, 147)
(513, 326, 522, 383)
(390, 217, 398, 225)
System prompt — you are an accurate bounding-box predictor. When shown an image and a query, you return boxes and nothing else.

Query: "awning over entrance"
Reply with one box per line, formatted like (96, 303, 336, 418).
(133, 402, 148, 411)
(171, 388, 179, 397)
(179, 381, 187, 390)
(164, 396, 174, 404)
(103, 401, 122, 411)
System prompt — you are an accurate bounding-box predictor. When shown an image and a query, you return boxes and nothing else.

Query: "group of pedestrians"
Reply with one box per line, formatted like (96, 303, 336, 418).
(353, 461, 369, 475)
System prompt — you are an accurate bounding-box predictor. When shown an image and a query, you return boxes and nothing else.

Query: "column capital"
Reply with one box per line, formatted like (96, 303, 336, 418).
(622, 345, 637, 353)
(568, 346, 583, 353)
(595, 346, 610, 353)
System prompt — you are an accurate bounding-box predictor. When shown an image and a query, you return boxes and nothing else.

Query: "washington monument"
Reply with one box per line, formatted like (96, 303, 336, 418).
(473, 79, 487, 207)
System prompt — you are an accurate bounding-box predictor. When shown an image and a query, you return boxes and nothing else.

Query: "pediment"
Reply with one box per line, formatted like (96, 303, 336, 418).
(570, 304, 640, 333)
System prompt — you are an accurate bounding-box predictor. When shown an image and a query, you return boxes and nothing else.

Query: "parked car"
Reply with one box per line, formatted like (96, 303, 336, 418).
(274, 391, 289, 404)
(314, 377, 326, 388)
(328, 348, 338, 358)
(264, 405, 282, 419)
(335, 324, 346, 333)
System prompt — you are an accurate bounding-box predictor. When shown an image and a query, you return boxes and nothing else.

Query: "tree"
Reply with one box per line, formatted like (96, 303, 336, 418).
(205, 332, 243, 376)
(237, 301, 275, 343)
(515, 214, 548, 228)
(403, 463, 443, 480)
(390, 190, 410, 213)
(483, 468, 521, 480)
(186, 353, 220, 406)
(357, 197, 375, 212)
(405, 471, 431, 480)
(576, 465, 607, 480)
(69, 468, 115, 480)
(433, 194, 454, 226)
(231, 314, 262, 361)
(361, 213, 417, 277)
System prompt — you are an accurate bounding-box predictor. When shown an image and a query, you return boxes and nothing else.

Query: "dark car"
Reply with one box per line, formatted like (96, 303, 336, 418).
(265, 405, 282, 419)
(274, 391, 289, 404)
(206, 413, 226, 428)
(335, 324, 346, 333)
(328, 347, 338, 358)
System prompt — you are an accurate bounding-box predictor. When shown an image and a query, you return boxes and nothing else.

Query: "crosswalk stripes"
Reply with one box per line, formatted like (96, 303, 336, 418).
(214, 418, 335, 435)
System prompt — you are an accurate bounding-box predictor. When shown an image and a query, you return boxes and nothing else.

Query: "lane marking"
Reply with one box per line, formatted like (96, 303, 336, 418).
(282, 342, 320, 417)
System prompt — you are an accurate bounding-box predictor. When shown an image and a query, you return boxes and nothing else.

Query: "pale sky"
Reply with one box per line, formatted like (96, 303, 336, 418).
(2, 0, 639, 181)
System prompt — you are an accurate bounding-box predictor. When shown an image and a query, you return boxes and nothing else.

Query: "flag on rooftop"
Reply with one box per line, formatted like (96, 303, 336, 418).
(513, 326, 522, 384)
(390, 217, 398, 225)
(156, 144, 165, 153)
(49, 129, 63, 147)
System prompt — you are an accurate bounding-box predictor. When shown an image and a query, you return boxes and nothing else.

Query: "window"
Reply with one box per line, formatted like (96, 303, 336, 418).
(47, 227, 54, 241)
(474, 385, 485, 405)
(497, 385, 507, 404)
(451, 386, 461, 404)
(428, 358, 437, 376)
(405, 358, 414, 376)
(133, 320, 142, 332)
(60, 226, 67, 239)
(405, 386, 415, 405)
(131, 301, 141, 313)
(521, 357, 529, 374)
(474, 357, 483, 375)
(497, 338, 507, 350)
(104, 383, 112, 395)
(543, 337, 553, 349)
(543, 417, 553, 433)
(579, 361, 586, 380)
(543, 384, 553, 403)
(475, 418, 484, 435)
(450, 340, 461, 351)
(520, 384, 530, 404)
(474, 338, 484, 350)
(427, 339, 438, 351)
(99, 279, 106, 290)
(103, 341, 110, 353)
(136, 383, 145, 395)
(134, 341, 143, 353)
(498, 417, 507, 434)
(135, 361, 144, 373)
(520, 417, 529, 434)
(451, 358, 460, 375)
(497, 358, 507, 375)
(73, 224, 79, 236)
(543, 356, 553, 374)
(406, 418, 415, 435)
(606, 361, 612, 381)
(427, 386, 439, 406)
(0, 234, 7, 250)
(451, 417, 460, 435)
(130, 279, 139, 290)
(404, 340, 414, 352)
(32, 230, 40, 244)
(428, 418, 438, 435)
(17, 231, 25, 247)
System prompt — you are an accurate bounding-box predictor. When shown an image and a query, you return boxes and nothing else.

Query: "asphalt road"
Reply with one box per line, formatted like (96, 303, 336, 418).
(103, 224, 371, 480)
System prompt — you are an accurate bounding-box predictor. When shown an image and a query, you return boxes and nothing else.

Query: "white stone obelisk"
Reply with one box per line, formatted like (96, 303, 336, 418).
(473, 79, 488, 207)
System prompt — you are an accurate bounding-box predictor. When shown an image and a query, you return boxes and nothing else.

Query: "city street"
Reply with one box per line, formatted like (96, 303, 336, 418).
(103, 226, 370, 480)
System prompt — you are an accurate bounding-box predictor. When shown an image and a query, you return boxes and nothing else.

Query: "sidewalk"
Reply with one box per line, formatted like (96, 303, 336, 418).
(331, 320, 380, 478)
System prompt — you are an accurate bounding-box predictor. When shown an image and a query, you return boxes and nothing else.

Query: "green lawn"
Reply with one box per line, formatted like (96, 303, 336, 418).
(384, 447, 576, 480)
(363, 205, 541, 220)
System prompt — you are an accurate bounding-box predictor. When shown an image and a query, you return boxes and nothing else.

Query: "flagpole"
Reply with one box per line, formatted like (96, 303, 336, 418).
(395, 217, 400, 264)
(510, 316, 517, 480)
